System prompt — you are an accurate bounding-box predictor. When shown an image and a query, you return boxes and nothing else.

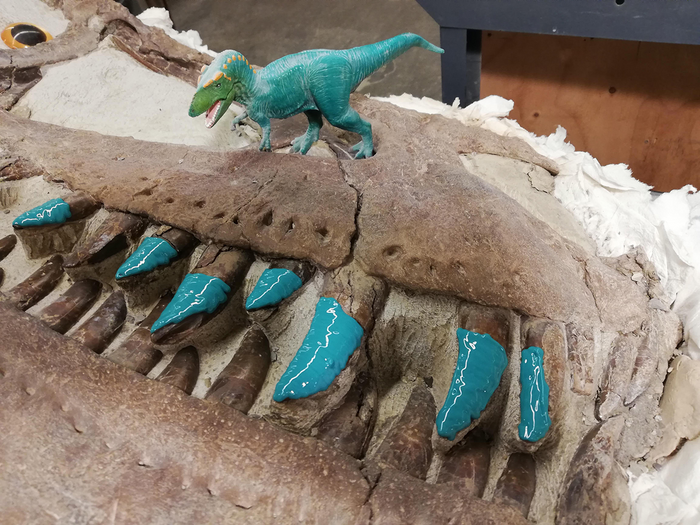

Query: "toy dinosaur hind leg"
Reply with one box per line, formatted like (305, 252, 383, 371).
(316, 98, 373, 159)
(292, 110, 323, 155)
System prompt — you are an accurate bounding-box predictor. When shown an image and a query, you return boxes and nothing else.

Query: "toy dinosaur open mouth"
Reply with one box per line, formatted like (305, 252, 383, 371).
(205, 100, 222, 128)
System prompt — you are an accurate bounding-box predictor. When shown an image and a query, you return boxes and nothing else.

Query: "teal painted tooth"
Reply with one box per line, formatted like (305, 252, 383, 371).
(436, 329, 508, 441)
(12, 198, 71, 228)
(273, 297, 363, 402)
(150, 273, 231, 332)
(245, 268, 303, 310)
(518, 346, 551, 442)
(115, 237, 178, 280)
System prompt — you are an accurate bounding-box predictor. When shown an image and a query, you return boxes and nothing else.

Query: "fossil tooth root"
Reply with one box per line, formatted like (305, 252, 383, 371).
(493, 453, 537, 517)
(70, 291, 127, 354)
(37, 279, 102, 334)
(150, 246, 253, 345)
(156, 346, 200, 394)
(314, 370, 377, 459)
(3, 254, 64, 310)
(205, 325, 271, 413)
(371, 384, 436, 480)
(436, 428, 491, 497)
(107, 292, 172, 374)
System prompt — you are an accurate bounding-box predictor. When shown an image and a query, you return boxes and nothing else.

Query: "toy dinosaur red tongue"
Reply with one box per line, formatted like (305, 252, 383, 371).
(205, 100, 222, 128)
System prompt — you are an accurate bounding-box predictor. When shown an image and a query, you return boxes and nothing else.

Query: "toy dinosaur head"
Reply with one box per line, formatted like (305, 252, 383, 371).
(189, 50, 255, 128)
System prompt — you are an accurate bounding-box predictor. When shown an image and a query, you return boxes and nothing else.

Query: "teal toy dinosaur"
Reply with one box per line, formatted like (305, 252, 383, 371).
(188, 33, 443, 159)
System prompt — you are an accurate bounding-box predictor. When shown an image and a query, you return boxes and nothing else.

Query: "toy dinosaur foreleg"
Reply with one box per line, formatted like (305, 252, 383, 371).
(230, 110, 248, 131)
(253, 115, 272, 151)
(291, 110, 324, 155)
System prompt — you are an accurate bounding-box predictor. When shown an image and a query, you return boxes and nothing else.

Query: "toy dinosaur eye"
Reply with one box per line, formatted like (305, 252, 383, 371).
(216, 83, 221, 88)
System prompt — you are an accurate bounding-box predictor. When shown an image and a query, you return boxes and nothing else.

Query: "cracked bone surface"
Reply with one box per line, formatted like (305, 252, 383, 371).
(0, 1, 687, 522)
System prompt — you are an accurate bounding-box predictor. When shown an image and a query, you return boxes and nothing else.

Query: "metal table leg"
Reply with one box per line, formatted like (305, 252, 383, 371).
(440, 27, 482, 107)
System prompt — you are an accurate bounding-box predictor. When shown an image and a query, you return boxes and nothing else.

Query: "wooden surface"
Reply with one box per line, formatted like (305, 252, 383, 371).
(481, 32, 700, 192)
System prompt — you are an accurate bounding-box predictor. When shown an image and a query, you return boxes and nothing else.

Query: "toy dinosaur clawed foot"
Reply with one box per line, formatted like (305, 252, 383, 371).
(353, 141, 374, 159)
(291, 133, 318, 155)
(259, 140, 272, 152)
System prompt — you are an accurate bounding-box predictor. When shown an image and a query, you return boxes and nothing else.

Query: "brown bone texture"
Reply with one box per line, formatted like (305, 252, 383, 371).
(0, 302, 369, 524)
(205, 326, 271, 413)
(157, 346, 200, 395)
(372, 384, 436, 480)
(107, 293, 171, 374)
(70, 291, 127, 354)
(37, 279, 102, 334)
(3, 254, 64, 310)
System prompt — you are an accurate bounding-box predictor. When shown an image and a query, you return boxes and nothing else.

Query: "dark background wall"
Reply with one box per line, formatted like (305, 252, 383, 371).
(167, 0, 441, 99)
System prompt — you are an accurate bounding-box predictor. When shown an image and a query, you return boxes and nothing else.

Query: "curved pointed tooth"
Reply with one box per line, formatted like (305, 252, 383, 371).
(63, 212, 146, 268)
(3, 254, 64, 310)
(556, 417, 629, 525)
(492, 453, 537, 517)
(245, 258, 314, 311)
(205, 326, 271, 413)
(107, 293, 171, 374)
(116, 228, 198, 280)
(315, 371, 377, 459)
(150, 247, 253, 345)
(37, 279, 102, 334)
(157, 346, 200, 394)
(522, 319, 565, 424)
(0, 234, 17, 262)
(372, 384, 436, 480)
(437, 430, 491, 497)
(70, 291, 127, 354)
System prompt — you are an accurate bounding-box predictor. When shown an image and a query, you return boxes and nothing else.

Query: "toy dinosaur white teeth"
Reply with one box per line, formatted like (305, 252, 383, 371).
(205, 100, 221, 128)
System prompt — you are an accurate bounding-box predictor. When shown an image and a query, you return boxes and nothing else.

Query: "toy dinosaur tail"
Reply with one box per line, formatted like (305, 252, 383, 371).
(346, 33, 444, 91)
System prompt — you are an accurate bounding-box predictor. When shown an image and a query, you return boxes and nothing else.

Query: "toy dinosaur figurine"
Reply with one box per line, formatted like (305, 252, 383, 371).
(188, 33, 443, 159)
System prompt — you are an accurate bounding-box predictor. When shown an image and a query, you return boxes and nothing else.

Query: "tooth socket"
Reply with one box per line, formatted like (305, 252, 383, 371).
(492, 453, 537, 517)
(597, 333, 642, 420)
(37, 279, 102, 334)
(107, 293, 171, 374)
(315, 371, 377, 459)
(322, 261, 388, 332)
(151, 247, 253, 345)
(437, 430, 491, 497)
(63, 211, 147, 268)
(70, 291, 127, 354)
(566, 324, 596, 396)
(205, 326, 271, 413)
(455, 304, 511, 438)
(0, 234, 17, 261)
(522, 319, 566, 427)
(157, 346, 200, 395)
(3, 254, 64, 310)
(625, 336, 655, 405)
(372, 384, 436, 480)
(270, 258, 316, 283)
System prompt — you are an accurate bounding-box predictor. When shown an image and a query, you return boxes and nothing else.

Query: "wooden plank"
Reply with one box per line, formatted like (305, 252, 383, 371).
(481, 31, 700, 191)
